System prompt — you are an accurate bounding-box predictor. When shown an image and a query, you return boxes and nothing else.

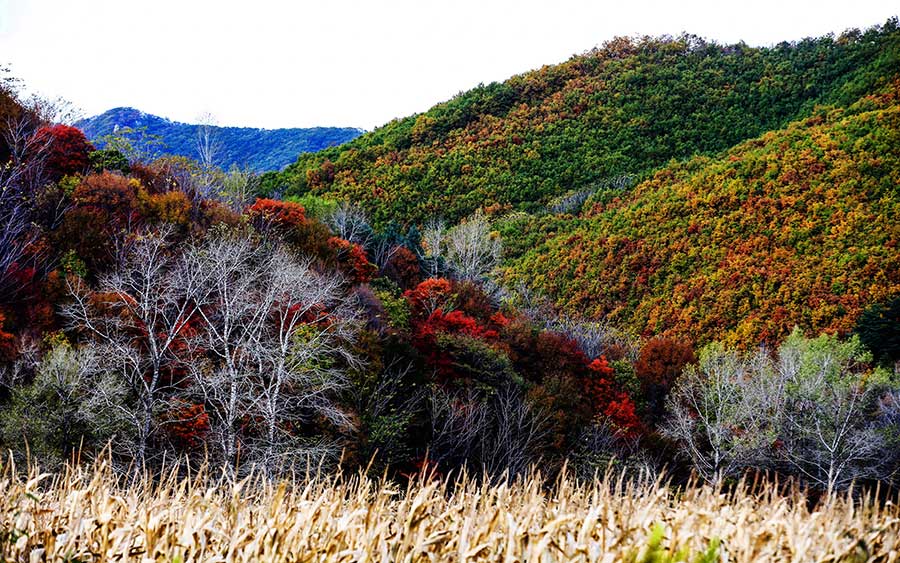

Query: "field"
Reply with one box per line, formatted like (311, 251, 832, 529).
(2, 460, 899, 562)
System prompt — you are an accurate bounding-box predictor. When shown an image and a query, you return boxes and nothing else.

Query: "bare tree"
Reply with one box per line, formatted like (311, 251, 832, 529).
(183, 229, 361, 475)
(63, 228, 211, 470)
(550, 314, 641, 362)
(248, 248, 360, 474)
(429, 384, 548, 477)
(195, 112, 223, 170)
(662, 343, 770, 483)
(444, 210, 502, 282)
(420, 218, 447, 278)
(327, 202, 372, 246)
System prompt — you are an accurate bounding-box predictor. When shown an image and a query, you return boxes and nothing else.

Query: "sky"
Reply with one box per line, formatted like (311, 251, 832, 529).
(0, 0, 897, 130)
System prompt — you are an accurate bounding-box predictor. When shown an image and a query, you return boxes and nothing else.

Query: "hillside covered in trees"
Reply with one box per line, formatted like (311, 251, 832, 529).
(78, 107, 363, 171)
(1, 19, 900, 502)
(265, 20, 900, 347)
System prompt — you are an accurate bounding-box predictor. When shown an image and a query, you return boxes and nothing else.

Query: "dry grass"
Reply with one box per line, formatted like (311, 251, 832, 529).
(1, 459, 899, 562)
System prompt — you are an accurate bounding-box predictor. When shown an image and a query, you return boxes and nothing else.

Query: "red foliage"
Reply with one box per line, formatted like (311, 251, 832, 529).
(33, 125, 93, 180)
(584, 357, 641, 433)
(383, 246, 422, 289)
(328, 237, 376, 284)
(247, 198, 308, 230)
(163, 400, 210, 452)
(0, 310, 16, 362)
(635, 337, 697, 421)
(246, 198, 334, 260)
(404, 278, 453, 317)
(418, 308, 495, 341)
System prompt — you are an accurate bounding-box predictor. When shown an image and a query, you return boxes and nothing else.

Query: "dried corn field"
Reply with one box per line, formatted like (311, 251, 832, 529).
(1, 460, 899, 562)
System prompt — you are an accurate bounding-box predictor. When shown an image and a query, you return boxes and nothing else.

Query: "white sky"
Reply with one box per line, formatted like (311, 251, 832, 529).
(0, 0, 897, 130)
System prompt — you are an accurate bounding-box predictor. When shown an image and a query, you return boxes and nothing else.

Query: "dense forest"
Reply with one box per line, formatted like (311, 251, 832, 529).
(77, 107, 363, 171)
(0, 19, 899, 499)
(264, 20, 900, 348)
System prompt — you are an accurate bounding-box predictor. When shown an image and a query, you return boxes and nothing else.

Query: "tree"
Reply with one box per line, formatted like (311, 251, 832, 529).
(663, 330, 900, 490)
(195, 113, 223, 170)
(774, 330, 893, 492)
(32, 124, 93, 181)
(444, 210, 501, 281)
(184, 229, 361, 474)
(662, 343, 771, 483)
(63, 228, 210, 469)
(635, 338, 697, 423)
(429, 383, 548, 477)
(0, 340, 121, 465)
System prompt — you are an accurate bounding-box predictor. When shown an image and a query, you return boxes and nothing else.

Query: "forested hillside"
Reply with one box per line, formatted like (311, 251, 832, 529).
(1, 20, 900, 501)
(269, 21, 899, 225)
(507, 81, 900, 345)
(264, 20, 900, 347)
(78, 107, 362, 171)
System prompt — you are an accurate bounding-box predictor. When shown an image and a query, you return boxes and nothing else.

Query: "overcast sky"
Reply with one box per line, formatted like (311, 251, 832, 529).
(0, 0, 897, 130)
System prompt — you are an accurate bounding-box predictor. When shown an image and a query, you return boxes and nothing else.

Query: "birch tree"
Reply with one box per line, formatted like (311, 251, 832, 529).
(184, 229, 360, 474)
(63, 228, 211, 469)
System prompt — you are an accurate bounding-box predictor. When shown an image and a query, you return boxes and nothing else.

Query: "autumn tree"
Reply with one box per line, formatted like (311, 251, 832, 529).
(184, 229, 361, 474)
(635, 338, 697, 423)
(63, 228, 211, 469)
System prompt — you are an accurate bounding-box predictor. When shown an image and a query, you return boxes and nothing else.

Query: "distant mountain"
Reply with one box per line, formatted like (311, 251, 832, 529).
(76, 108, 363, 171)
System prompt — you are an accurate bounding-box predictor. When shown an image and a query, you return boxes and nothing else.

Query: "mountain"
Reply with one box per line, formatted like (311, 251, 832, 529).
(77, 107, 363, 171)
(506, 81, 900, 345)
(267, 20, 899, 226)
(265, 19, 900, 345)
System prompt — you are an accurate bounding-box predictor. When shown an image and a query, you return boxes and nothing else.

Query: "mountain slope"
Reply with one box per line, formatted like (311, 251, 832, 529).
(269, 21, 899, 225)
(506, 81, 900, 346)
(77, 108, 363, 171)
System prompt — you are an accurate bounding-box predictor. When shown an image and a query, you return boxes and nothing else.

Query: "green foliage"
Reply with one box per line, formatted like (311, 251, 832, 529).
(89, 148, 130, 173)
(509, 81, 900, 346)
(372, 285, 411, 331)
(274, 23, 900, 227)
(285, 193, 339, 220)
(59, 250, 87, 278)
(624, 523, 720, 563)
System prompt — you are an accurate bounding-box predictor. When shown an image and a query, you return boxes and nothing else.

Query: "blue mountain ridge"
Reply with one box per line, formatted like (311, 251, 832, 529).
(76, 107, 363, 171)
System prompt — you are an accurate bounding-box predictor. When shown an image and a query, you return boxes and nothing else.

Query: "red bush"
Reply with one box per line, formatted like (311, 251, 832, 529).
(33, 124, 93, 180)
(404, 278, 453, 317)
(635, 337, 697, 421)
(584, 357, 641, 433)
(328, 237, 376, 284)
(247, 198, 308, 230)
(384, 246, 422, 289)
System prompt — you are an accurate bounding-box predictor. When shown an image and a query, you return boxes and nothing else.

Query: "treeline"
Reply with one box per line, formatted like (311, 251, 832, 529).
(265, 20, 900, 226)
(253, 20, 900, 348)
(2, 56, 900, 492)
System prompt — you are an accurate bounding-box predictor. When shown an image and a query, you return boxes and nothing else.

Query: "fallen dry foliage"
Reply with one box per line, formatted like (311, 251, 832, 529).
(1, 459, 899, 562)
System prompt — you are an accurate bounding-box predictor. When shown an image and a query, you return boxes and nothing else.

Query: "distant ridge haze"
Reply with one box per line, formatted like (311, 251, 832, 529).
(76, 107, 364, 171)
